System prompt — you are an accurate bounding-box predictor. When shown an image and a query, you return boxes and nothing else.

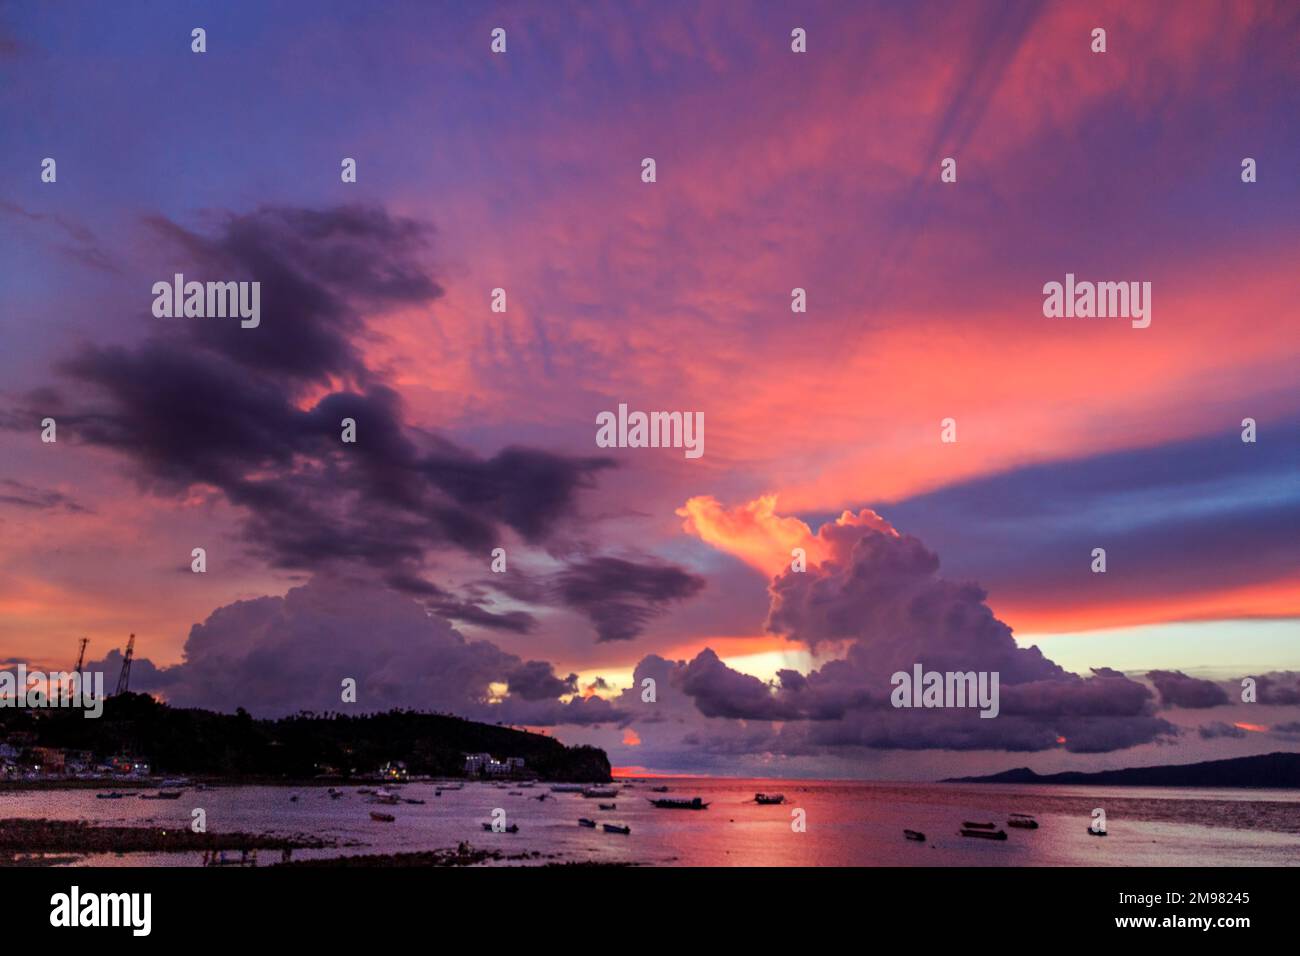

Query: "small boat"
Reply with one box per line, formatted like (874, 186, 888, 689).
(357, 788, 374, 795)
(370, 789, 401, 805)
(533, 793, 549, 801)
(550, 783, 588, 793)
(650, 785, 670, 792)
(755, 793, 786, 805)
(96, 792, 128, 800)
(369, 811, 396, 823)
(648, 797, 710, 810)
(903, 829, 926, 842)
(289, 794, 299, 803)
(598, 802, 617, 810)
(1007, 813, 1038, 829)
(402, 798, 426, 805)
(482, 822, 520, 833)
(602, 823, 631, 835)
(1088, 826, 1108, 837)
(582, 787, 618, 798)
(139, 791, 183, 800)
(962, 821, 997, 830)
(578, 818, 597, 828)
(327, 788, 344, 800)
(960, 827, 1007, 840)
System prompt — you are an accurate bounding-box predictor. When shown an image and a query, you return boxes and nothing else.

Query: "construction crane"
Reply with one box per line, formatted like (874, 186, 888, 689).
(73, 637, 89, 673)
(114, 633, 135, 696)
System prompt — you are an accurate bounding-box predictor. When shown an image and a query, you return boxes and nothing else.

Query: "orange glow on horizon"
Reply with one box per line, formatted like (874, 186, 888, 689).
(611, 766, 707, 779)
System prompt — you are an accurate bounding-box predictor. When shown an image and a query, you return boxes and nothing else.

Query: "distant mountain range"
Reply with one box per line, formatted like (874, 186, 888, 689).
(943, 752, 1300, 788)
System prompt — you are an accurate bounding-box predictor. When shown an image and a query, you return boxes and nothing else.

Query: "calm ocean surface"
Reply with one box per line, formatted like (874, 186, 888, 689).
(5, 778, 1299, 866)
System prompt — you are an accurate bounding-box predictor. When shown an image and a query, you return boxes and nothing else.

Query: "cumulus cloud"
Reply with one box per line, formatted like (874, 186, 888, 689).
(672, 498, 1176, 754)
(90, 575, 624, 725)
(1252, 672, 1300, 706)
(1147, 669, 1231, 709)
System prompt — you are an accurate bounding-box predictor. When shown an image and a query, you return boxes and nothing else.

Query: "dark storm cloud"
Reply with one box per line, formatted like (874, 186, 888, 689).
(144, 205, 439, 384)
(1146, 669, 1231, 709)
(506, 660, 579, 701)
(87, 576, 625, 726)
(681, 649, 801, 720)
(382, 573, 536, 633)
(7, 204, 613, 599)
(554, 555, 706, 642)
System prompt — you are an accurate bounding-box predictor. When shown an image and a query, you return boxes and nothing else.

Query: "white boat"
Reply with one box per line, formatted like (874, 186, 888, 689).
(549, 783, 588, 793)
(582, 787, 618, 798)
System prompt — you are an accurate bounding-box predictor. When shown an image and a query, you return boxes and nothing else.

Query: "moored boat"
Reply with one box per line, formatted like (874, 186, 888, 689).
(582, 787, 619, 798)
(369, 811, 396, 822)
(482, 822, 520, 833)
(1007, 813, 1038, 829)
(602, 823, 631, 835)
(598, 802, 617, 810)
(754, 793, 786, 805)
(139, 791, 183, 800)
(648, 796, 709, 810)
(959, 827, 1007, 840)
(578, 818, 597, 828)
(95, 792, 127, 800)
(903, 829, 926, 842)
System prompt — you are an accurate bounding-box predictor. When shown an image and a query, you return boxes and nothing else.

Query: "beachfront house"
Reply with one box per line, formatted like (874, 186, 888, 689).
(463, 752, 526, 776)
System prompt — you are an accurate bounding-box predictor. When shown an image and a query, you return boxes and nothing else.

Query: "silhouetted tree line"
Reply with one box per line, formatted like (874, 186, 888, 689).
(0, 693, 612, 781)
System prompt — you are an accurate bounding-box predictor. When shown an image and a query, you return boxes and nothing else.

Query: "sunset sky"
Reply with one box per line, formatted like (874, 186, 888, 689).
(1, 1, 1297, 779)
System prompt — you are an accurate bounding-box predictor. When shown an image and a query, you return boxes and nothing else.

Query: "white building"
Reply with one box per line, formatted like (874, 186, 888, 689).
(464, 753, 526, 776)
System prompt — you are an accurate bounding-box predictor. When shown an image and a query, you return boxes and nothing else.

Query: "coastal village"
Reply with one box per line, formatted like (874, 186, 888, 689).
(0, 736, 538, 785)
